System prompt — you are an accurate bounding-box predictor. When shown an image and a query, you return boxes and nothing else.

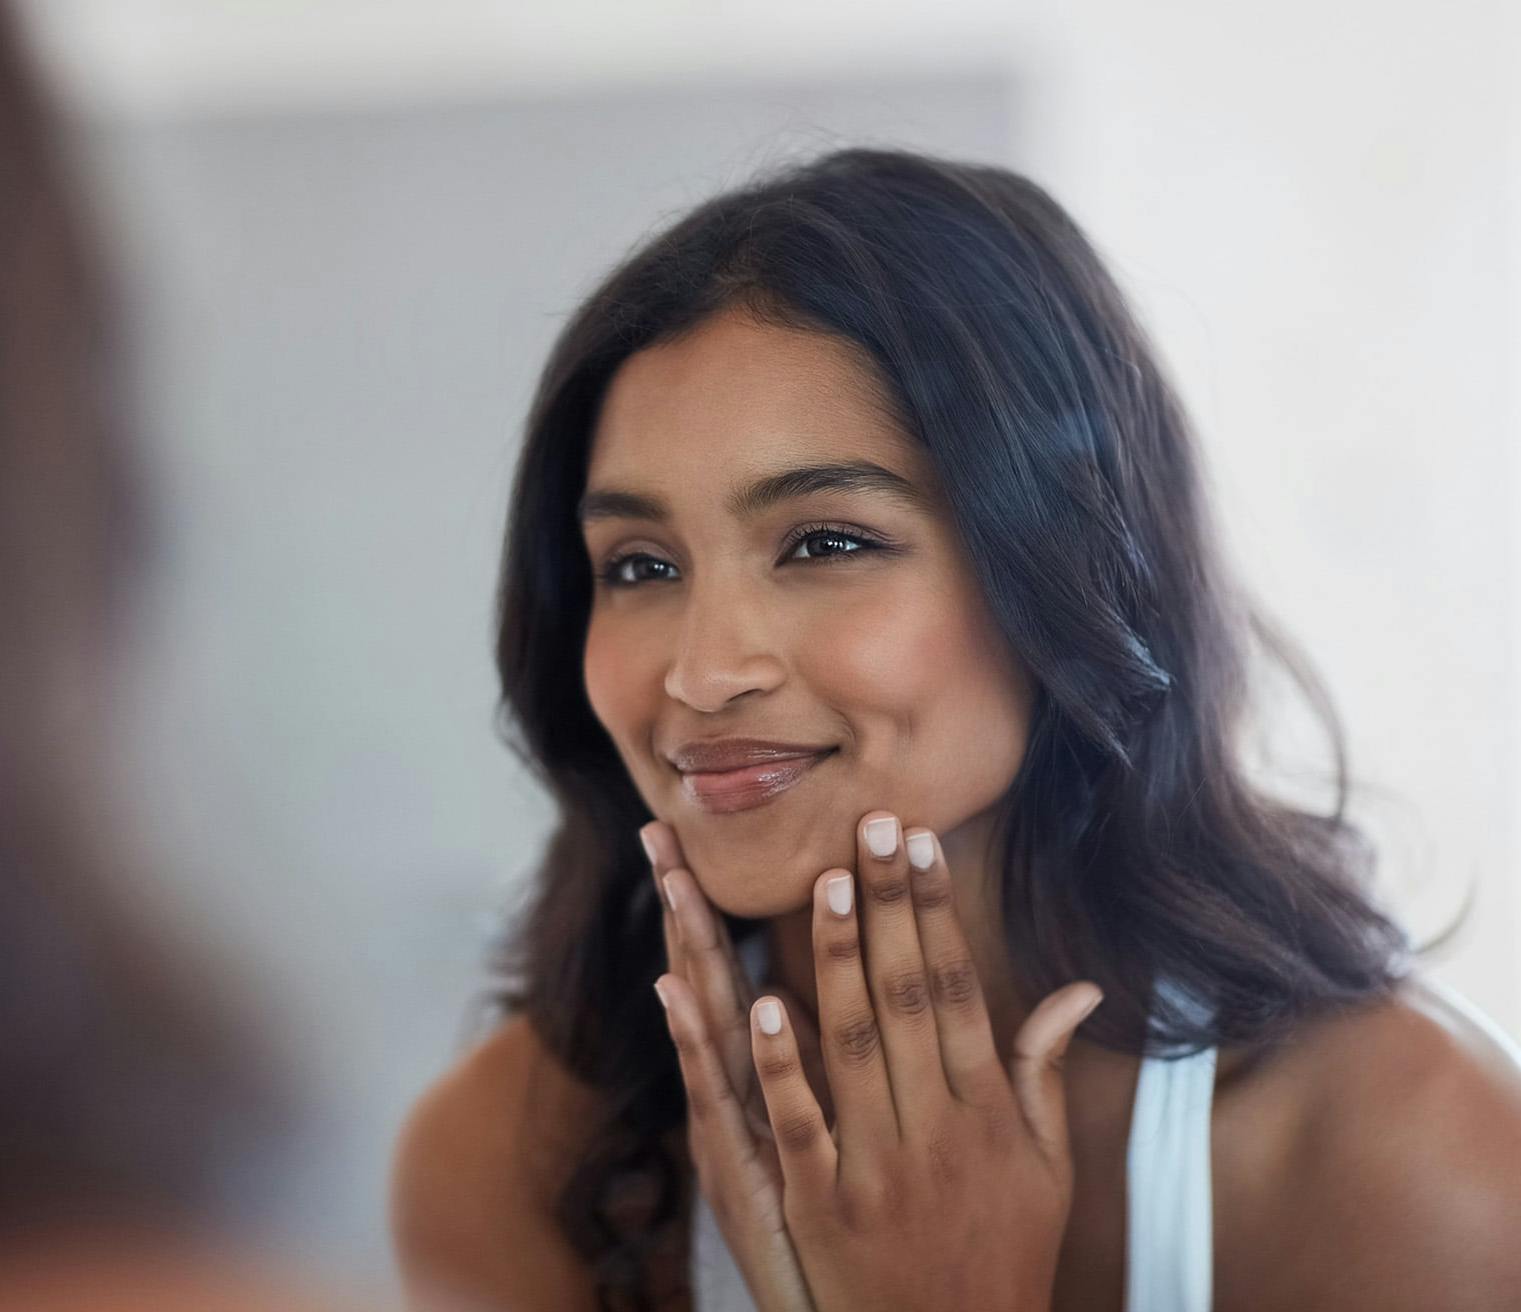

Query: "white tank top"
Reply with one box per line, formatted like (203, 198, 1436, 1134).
(690, 937, 1219, 1312)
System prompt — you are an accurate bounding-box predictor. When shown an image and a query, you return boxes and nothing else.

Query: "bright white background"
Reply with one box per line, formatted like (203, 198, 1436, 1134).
(14, 0, 1520, 1293)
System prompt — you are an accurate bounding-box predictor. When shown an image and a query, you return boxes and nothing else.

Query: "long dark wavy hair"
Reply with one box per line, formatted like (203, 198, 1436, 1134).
(488, 144, 1434, 1310)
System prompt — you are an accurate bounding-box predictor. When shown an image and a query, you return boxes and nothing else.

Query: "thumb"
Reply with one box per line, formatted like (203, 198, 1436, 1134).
(1008, 983, 1104, 1166)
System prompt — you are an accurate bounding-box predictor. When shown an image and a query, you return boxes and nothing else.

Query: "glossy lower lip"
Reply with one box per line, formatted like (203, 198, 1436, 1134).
(679, 750, 835, 813)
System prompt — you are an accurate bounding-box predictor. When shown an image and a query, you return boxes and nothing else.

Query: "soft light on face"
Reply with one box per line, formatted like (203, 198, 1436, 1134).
(580, 306, 1036, 917)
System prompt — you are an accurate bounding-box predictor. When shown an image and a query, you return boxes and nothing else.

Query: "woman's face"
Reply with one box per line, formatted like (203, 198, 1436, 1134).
(581, 306, 1037, 917)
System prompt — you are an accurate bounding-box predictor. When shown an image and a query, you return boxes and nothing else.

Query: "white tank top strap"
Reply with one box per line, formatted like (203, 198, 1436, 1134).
(1125, 976, 1218, 1312)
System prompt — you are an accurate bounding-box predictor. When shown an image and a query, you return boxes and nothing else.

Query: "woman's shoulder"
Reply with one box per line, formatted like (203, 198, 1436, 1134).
(389, 1012, 607, 1311)
(1287, 971, 1521, 1176)
(396, 1010, 606, 1169)
(1213, 971, 1521, 1311)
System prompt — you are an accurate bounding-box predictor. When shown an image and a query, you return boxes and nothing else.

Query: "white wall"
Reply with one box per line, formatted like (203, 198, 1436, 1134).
(1010, 1, 1518, 1027)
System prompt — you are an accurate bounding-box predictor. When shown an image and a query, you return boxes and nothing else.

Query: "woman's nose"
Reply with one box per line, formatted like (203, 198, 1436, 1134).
(661, 582, 787, 711)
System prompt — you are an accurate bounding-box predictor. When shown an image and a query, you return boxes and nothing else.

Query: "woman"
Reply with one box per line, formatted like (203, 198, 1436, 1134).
(391, 147, 1521, 1311)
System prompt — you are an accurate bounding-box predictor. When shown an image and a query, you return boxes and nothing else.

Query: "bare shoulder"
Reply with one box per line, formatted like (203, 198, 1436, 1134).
(389, 1013, 606, 1311)
(1215, 972, 1521, 1312)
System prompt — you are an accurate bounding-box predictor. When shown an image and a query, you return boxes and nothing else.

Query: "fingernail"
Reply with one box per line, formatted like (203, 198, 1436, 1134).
(654, 979, 670, 1010)
(1077, 990, 1104, 1024)
(756, 998, 782, 1035)
(639, 826, 659, 866)
(826, 873, 853, 917)
(906, 831, 935, 871)
(661, 871, 681, 917)
(865, 815, 898, 859)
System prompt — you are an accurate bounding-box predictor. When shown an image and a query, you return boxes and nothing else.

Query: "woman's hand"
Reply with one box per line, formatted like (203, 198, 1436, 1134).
(652, 810, 1103, 1312)
(641, 819, 824, 1312)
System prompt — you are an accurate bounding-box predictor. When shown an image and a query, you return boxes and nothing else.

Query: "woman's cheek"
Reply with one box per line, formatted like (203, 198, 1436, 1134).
(810, 582, 953, 704)
(582, 617, 652, 765)
(816, 580, 1032, 816)
(581, 619, 617, 730)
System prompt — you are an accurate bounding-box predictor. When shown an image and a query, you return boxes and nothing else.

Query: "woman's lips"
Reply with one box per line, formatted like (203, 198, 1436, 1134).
(680, 749, 835, 813)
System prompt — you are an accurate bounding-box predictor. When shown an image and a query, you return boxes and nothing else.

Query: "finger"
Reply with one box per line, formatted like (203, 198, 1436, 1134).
(662, 865, 759, 1117)
(751, 994, 837, 1198)
(655, 972, 767, 1176)
(1009, 984, 1104, 1167)
(642, 821, 753, 1009)
(812, 867, 899, 1158)
(641, 823, 689, 981)
(642, 823, 775, 1144)
(902, 827, 1007, 1106)
(854, 811, 950, 1118)
(767, 983, 835, 1130)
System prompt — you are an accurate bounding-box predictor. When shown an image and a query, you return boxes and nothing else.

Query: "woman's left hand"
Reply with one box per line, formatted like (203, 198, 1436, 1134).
(656, 809, 1103, 1312)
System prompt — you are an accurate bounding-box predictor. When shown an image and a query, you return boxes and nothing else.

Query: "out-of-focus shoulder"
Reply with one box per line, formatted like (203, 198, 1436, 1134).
(390, 1013, 606, 1311)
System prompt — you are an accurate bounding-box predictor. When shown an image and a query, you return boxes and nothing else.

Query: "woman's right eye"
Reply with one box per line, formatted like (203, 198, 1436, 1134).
(595, 552, 674, 587)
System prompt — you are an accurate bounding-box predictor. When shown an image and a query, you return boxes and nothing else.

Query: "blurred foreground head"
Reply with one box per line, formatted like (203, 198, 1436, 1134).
(0, 0, 283, 1259)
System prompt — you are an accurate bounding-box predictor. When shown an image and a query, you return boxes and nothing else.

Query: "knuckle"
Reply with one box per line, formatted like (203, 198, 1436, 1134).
(825, 934, 862, 964)
(669, 1028, 703, 1062)
(684, 1071, 737, 1126)
(909, 872, 955, 911)
(685, 1085, 714, 1122)
(755, 1047, 801, 1082)
(867, 873, 911, 906)
(774, 1110, 823, 1155)
(832, 1011, 882, 1067)
(883, 968, 931, 1016)
(930, 957, 980, 1009)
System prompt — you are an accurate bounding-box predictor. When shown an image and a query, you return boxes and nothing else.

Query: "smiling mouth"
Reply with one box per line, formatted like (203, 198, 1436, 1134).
(679, 749, 836, 814)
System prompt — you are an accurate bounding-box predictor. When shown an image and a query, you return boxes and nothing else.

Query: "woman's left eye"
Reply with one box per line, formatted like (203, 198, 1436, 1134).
(785, 524, 881, 561)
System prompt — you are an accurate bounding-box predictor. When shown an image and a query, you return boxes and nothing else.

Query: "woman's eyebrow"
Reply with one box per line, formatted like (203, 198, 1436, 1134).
(577, 460, 931, 526)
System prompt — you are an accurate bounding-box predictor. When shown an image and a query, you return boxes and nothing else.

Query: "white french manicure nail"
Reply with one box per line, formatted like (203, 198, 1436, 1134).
(826, 874, 853, 917)
(906, 831, 935, 871)
(865, 816, 898, 858)
(756, 999, 782, 1035)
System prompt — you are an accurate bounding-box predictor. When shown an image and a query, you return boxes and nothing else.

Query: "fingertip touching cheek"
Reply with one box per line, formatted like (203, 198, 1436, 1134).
(578, 306, 1036, 918)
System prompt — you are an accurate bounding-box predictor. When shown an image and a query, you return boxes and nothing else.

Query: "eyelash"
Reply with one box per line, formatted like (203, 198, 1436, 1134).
(593, 522, 889, 589)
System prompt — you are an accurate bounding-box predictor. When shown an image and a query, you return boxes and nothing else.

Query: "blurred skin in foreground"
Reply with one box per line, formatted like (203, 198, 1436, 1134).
(0, 6, 401, 1308)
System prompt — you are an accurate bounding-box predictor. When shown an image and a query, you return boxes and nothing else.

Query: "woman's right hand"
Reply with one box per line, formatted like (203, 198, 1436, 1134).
(640, 819, 822, 1312)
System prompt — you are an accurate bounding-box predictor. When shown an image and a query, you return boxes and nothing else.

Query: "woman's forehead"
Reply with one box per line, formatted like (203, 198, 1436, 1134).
(589, 312, 923, 483)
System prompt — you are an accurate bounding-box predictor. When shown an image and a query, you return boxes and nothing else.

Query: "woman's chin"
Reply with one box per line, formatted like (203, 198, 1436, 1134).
(689, 875, 815, 923)
(674, 825, 862, 919)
